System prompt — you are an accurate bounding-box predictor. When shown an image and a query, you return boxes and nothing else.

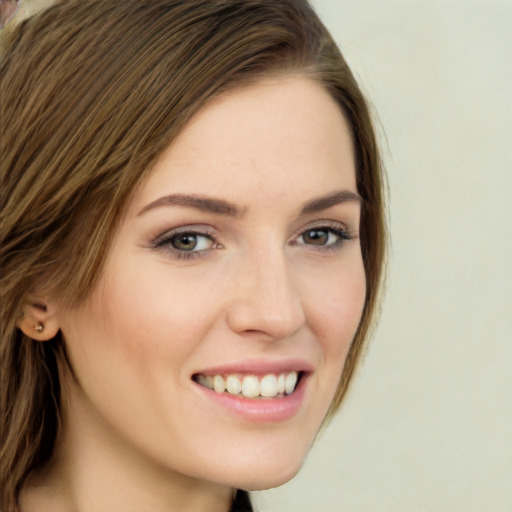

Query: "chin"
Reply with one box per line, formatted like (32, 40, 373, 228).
(213, 446, 308, 491)
(241, 469, 302, 491)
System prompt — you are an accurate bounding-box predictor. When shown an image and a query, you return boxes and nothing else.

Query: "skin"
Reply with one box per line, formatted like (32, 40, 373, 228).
(20, 76, 366, 512)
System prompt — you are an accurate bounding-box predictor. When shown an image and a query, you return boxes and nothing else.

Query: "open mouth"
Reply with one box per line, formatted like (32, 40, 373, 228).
(192, 371, 304, 399)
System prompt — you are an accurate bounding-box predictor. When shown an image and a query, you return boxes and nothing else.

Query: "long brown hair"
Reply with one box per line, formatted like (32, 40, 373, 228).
(0, 1, 386, 509)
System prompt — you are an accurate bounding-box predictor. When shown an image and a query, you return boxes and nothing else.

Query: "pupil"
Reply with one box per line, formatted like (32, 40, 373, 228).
(173, 234, 197, 250)
(305, 229, 327, 245)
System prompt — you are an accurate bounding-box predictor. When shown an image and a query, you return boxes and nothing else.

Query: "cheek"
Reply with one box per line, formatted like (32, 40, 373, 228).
(305, 259, 366, 356)
(101, 261, 223, 370)
(58, 269, 172, 405)
(293, 258, 366, 431)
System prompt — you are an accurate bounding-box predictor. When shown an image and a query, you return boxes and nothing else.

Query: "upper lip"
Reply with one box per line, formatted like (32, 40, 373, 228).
(192, 358, 315, 377)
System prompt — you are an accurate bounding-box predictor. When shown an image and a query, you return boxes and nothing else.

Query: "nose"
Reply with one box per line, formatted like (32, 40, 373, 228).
(226, 245, 306, 341)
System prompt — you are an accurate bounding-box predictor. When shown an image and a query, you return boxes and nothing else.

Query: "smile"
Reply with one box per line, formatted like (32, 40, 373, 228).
(193, 371, 300, 399)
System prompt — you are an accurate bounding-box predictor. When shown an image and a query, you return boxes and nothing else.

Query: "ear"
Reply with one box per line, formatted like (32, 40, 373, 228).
(16, 295, 60, 341)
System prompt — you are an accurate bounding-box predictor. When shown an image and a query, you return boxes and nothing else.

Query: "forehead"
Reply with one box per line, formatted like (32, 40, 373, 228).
(133, 76, 356, 211)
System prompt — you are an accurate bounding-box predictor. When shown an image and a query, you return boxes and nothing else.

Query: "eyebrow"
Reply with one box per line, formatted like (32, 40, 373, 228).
(299, 190, 362, 215)
(137, 190, 362, 218)
(137, 194, 245, 217)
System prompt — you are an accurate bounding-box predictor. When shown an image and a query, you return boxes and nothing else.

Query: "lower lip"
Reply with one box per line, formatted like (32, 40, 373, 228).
(194, 375, 308, 423)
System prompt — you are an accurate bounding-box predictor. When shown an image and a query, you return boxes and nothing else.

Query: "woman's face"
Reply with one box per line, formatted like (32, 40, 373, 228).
(55, 77, 365, 492)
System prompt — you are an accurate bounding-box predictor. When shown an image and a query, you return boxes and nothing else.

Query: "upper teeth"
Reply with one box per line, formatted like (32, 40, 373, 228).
(196, 371, 299, 398)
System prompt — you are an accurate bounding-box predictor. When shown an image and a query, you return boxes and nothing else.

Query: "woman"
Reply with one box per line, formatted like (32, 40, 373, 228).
(0, 1, 386, 511)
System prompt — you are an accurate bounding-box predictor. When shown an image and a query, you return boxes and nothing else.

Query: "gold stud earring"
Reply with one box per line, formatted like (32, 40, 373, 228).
(34, 321, 44, 333)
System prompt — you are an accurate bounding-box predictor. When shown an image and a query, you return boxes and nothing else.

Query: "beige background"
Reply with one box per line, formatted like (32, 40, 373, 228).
(4, 1, 511, 510)
(254, 1, 512, 511)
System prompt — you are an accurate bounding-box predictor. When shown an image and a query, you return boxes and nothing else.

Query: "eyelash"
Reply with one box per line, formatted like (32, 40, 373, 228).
(152, 227, 219, 260)
(293, 223, 353, 250)
(152, 223, 353, 260)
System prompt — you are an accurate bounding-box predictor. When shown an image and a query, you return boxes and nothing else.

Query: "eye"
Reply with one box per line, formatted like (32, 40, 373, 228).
(168, 232, 214, 252)
(152, 227, 218, 259)
(295, 225, 351, 249)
